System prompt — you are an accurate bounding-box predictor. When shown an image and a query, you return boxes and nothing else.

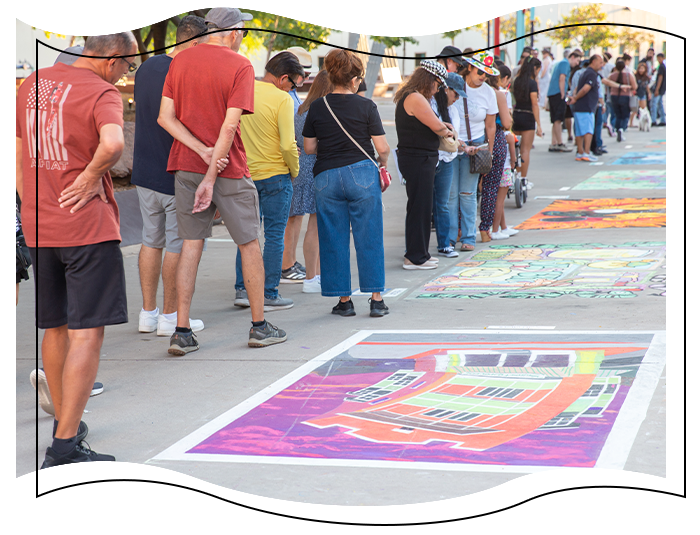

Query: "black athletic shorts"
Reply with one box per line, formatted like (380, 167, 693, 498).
(548, 93, 567, 123)
(28, 241, 128, 330)
(513, 110, 536, 132)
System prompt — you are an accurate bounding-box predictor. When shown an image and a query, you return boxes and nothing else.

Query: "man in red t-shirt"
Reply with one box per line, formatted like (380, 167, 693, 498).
(158, 7, 287, 352)
(16, 32, 138, 468)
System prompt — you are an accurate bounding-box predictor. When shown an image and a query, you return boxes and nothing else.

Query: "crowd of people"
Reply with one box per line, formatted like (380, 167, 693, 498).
(16, 7, 667, 468)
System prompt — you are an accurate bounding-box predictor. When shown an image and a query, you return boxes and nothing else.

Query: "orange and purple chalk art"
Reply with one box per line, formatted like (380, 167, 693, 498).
(152, 331, 665, 472)
(514, 198, 666, 230)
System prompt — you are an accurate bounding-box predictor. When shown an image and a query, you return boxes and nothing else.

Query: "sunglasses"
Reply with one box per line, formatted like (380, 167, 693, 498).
(286, 75, 299, 90)
(238, 29, 249, 38)
(113, 56, 138, 73)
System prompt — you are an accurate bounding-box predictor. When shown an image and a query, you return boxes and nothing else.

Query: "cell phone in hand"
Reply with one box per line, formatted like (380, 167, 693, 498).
(476, 143, 489, 151)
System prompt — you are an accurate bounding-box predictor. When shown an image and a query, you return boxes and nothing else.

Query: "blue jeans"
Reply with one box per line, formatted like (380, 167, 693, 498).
(605, 96, 615, 127)
(448, 134, 484, 247)
(592, 105, 603, 151)
(432, 159, 454, 250)
(610, 95, 630, 132)
(314, 160, 385, 297)
(235, 174, 293, 299)
(650, 94, 666, 124)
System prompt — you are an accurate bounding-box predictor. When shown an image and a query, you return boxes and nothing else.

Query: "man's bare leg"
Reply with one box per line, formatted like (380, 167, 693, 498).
(552, 121, 563, 146)
(282, 215, 303, 271)
(138, 245, 163, 312)
(161, 251, 180, 315)
(41, 325, 69, 423)
(175, 239, 204, 329)
(239, 239, 265, 323)
(49, 326, 104, 439)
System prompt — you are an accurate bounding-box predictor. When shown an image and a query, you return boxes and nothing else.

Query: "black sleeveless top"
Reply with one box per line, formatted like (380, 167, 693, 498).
(395, 92, 440, 156)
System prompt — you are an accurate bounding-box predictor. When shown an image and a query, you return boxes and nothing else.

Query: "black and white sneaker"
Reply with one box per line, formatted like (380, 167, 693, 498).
(248, 321, 287, 347)
(41, 440, 116, 469)
(293, 261, 306, 274)
(168, 330, 199, 356)
(280, 264, 305, 283)
(369, 298, 389, 317)
(437, 246, 459, 258)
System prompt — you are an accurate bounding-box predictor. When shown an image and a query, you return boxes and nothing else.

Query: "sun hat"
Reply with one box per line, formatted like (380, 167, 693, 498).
(283, 46, 319, 73)
(54, 45, 84, 66)
(436, 45, 467, 67)
(420, 59, 448, 87)
(464, 51, 500, 76)
(445, 72, 467, 97)
(205, 7, 253, 29)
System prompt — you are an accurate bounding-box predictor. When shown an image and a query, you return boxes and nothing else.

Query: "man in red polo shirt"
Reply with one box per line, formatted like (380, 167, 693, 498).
(16, 32, 137, 468)
(158, 7, 287, 353)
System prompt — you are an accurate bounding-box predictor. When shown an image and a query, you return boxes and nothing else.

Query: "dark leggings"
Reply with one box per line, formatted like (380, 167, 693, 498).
(479, 128, 507, 231)
(399, 151, 439, 265)
(610, 95, 630, 132)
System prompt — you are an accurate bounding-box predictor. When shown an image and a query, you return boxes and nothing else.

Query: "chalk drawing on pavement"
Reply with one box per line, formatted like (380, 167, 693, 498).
(572, 170, 666, 190)
(610, 152, 666, 165)
(151, 331, 666, 473)
(514, 198, 666, 230)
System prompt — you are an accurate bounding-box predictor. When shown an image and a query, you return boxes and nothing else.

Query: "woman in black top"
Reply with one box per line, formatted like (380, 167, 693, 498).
(512, 57, 543, 183)
(394, 60, 457, 270)
(303, 49, 391, 317)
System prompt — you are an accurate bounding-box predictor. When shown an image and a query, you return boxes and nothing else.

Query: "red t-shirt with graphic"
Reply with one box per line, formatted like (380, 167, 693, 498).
(16, 63, 123, 247)
(163, 44, 255, 179)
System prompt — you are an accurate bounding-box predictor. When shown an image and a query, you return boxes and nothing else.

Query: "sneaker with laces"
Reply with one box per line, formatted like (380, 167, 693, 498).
(157, 315, 204, 336)
(91, 382, 104, 396)
(369, 297, 389, 317)
(234, 288, 250, 307)
(332, 298, 356, 316)
(502, 227, 519, 236)
(575, 153, 584, 161)
(437, 247, 459, 258)
(293, 261, 306, 273)
(41, 440, 115, 469)
(168, 330, 199, 356)
(280, 265, 305, 283)
(491, 230, 509, 240)
(138, 307, 159, 332)
(264, 296, 294, 311)
(30, 368, 54, 415)
(302, 276, 322, 293)
(558, 144, 573, 152)
(582, 153, 598, 162)
(248, 321, 287, 347)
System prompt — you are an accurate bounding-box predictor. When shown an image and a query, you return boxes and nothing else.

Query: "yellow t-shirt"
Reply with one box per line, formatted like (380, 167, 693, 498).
(240, 80, 299, 180)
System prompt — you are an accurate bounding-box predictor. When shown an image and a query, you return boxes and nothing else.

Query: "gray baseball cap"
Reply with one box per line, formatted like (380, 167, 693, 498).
(55, 45, 84, 66)
(205, 7, 253, 29)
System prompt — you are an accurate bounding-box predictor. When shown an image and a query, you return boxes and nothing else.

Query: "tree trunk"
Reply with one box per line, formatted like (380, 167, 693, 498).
(151, 20, 169, 55)
(132, 29, 150, 63)
(265, 16, 280, 63)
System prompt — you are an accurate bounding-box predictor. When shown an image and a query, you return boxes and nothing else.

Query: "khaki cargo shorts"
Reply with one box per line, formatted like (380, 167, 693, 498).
(174, 171, 260, 245)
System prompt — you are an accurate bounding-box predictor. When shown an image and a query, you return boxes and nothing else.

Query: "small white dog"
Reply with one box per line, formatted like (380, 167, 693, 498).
(638, 107, 652, 132)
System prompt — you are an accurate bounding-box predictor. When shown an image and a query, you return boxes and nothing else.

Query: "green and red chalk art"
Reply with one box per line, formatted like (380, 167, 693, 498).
(514, 198, 666, 230)
(573, 170, 666, 190)
(410, 243, 666, 300)
(152, 331, 665, 472)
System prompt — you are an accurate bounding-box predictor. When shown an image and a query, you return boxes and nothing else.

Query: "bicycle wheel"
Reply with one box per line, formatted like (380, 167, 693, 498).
(513, 172, 523, 208)
(522, 177, 528, 204)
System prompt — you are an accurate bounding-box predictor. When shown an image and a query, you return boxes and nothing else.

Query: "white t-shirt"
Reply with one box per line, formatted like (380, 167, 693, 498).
(430, 97, 461, 163)
(456, 83, 499, 141)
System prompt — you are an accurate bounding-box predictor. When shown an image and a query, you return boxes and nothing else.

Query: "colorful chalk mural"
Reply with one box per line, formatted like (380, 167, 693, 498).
(152, 331, 665, 471)
(514, 198, 666, 230)
(611, 152, 666, 165)
(409, 242, 666, 300)
(572, 170, 666, 190)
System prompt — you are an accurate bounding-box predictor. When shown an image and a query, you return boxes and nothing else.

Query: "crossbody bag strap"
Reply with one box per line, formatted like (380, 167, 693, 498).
(462, 97, 473, 143)
(323, 96, 379, 170)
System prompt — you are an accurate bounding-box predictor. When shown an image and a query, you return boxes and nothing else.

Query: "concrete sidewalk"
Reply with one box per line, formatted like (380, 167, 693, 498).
(16, 105, 667, 506)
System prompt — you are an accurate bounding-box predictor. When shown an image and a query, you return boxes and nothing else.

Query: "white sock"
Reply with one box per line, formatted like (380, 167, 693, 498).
(162, 311, 177, 321)
(142, 307, 158, 316)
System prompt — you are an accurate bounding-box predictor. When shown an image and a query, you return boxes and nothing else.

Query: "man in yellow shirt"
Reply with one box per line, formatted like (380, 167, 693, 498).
(235, 52, 304, 311)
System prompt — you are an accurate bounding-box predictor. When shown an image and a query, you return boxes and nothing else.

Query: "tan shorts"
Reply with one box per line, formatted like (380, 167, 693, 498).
(174, 171, 260, 244)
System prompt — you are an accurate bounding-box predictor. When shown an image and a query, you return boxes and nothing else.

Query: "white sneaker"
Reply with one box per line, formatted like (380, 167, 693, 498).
(30, 368, 55, 416)
(491, 230, 509, 240)
(403, 259, 437, 270)
(138, 308, 159, 333)
(157, 315, 204, 336)
(303, 276, 322, 293)
(526, 181, 534, 190)
(502, 227, 519, 236)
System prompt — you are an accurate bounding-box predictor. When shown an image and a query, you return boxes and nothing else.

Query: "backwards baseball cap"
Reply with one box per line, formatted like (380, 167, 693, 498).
(436, 45, 467, 67)
(205, 7, 253, 29)
(55, 45, 84, 66)
(420, 59, 448, 88)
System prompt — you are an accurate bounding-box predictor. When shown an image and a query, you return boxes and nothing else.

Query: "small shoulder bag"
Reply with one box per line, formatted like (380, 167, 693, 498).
(463, 96, 493, 175)
(323, 96, 391, 192)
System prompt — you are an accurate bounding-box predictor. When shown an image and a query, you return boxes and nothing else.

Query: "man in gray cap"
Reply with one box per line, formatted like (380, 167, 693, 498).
(158, 7, 288, 352)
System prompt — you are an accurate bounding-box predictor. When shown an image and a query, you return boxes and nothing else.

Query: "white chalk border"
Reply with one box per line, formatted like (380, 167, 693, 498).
(150, 330, 665, 473)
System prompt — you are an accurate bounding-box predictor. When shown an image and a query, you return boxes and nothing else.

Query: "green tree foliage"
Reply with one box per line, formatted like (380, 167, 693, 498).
(422, 2, 488, 45)
(616, 27, 655, 55)
(352, 2, 419, 47)
(547, 5, 618, 51)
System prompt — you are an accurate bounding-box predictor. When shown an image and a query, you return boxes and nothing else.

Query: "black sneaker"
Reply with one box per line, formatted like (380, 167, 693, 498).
(332, 298, 356, 317)
(293, 261, 306, 273)
(369, 298, 389, 317)
(168, 330, 199, 356)
(248, 321, 287, 347)
(280, 264, 305, 284)
(53, 420, 89, 443)
(41, 441, 116, 469)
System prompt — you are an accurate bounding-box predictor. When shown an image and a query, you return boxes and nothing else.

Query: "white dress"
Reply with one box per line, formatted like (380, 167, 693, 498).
(538, 56, 553, 107)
